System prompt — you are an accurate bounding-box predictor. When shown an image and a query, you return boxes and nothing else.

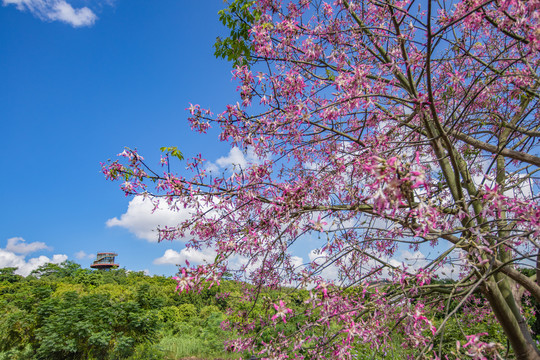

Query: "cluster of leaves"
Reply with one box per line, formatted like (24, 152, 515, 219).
(214, 0, 261, 67)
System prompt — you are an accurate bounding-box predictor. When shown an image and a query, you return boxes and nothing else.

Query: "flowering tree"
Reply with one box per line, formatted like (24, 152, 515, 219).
(104, 0, 540, 358)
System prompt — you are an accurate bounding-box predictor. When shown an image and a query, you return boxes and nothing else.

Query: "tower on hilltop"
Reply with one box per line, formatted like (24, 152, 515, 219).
(90, 252, 119, 270)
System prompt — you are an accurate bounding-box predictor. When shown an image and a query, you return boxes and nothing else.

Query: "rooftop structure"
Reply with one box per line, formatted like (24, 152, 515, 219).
(90, 252, 119, 270)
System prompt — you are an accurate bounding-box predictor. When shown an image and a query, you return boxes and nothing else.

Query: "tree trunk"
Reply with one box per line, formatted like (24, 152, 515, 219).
(483, 280, 540, 360)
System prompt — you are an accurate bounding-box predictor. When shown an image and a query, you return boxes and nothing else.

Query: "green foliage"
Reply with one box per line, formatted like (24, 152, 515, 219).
(352, 335, 412, 359)
(158, 306, 181, 324)
(126, 342, 164, 360)
(177, 303, 197, 321)
(158, 311, 233, 360)
(0, 308, 35, 352)
(0, 263, 516, 360)
(0, 344, 33, 360)
(30, 260, 82, 279)
(200, 305, 221, 320)
(174, 283, 219, 308)
(33, 292, 159, 359)
(433, 314, 508, 359)
(159, 146, 184, 161)
(0, 267, 22, 283)
(215, 0, 261, 67)
(136, 283, 166, 310)
(0, 265, 236, 360)
(159, 336, 217, 359)
(75, 271, 104, 287)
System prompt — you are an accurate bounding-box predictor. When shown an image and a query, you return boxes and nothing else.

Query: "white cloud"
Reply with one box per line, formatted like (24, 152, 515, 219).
(205, 162, 219, 174)
(3, 0, 97, 27)
(154, 247, 217, 266)
(216, 147, 250, 169)
(106, 196, 191, 242)
(0, 237, 67, 276)
(75, 250, 95, 260)
(290, 255, 304, 269)
(48, 1, 96, 26)
(308, 249, 339, 281)
(154, 247, 292, 282)
(206, 146, 264, 174)
(5, 237, 50, 254)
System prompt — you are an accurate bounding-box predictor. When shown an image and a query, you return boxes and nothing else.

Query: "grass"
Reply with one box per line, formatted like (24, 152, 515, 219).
(159, 335, 240, 360)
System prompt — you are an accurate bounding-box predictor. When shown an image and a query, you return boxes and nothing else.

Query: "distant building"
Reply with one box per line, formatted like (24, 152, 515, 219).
(90, 252, 119, 270)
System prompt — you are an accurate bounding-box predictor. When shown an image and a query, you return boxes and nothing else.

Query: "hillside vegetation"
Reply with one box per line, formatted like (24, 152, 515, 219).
(0, 262, 235, 360)
(0, 261, 535, 359)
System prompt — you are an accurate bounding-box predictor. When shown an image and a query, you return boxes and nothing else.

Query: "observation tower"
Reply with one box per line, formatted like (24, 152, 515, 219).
(90, 252, 119, 270)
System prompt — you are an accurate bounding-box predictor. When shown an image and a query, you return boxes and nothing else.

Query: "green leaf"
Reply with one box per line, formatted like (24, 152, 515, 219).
(325, 68, 335, 81)
(160, 146, 184, 161)
(214, 0, 260, 67)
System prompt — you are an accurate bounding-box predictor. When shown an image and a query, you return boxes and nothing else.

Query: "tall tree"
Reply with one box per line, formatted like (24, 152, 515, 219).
(104, 0, 540, 358)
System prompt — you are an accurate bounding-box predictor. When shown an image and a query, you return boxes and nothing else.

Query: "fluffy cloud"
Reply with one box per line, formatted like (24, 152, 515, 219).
(1, 237, 67, 276)
(106, 196, 191, 242)
(308, 249, 339, 280)
(290, 255, 304, 269)
(206, 146, 264, 174)
(3, 0, 97, 27)
(216, 147, 250, 169)
(154, 247, 217, 266)
(5, 237, 50, 254)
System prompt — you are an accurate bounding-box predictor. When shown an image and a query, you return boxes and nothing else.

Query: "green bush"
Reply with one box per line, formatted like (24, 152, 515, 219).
(33, 292, 159, 359)
(158, 306, 181, 324)
(200, 305, 221, 320)
(177, 303, 197, 322)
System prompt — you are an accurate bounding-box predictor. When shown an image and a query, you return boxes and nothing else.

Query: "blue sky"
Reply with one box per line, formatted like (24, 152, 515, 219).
(0, 0, 244, 276)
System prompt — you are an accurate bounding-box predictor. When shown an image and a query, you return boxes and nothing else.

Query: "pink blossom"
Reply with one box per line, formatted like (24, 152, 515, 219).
(271, 300, 293, 323)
